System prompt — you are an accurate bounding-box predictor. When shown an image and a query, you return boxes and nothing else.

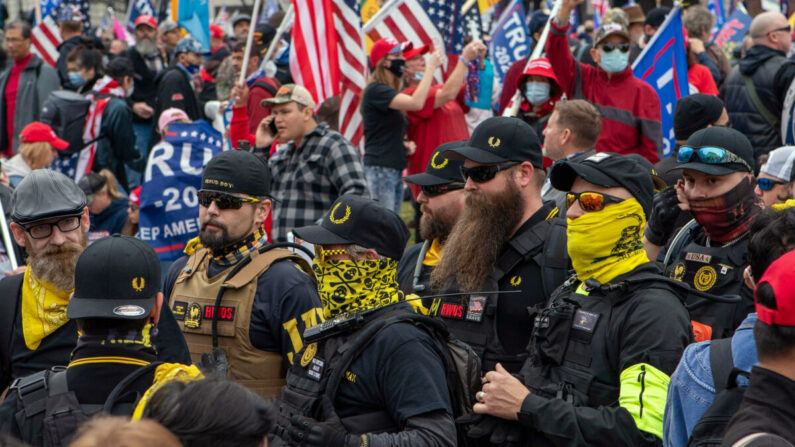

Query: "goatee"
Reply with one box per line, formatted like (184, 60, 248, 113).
(431, 178, 525, 292)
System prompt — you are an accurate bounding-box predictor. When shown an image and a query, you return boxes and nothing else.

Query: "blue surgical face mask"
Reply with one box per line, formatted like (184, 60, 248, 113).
(186, 64, 200, 75)
(599, 49, 629, 73)
(523, 81, 550, 106)
(414, 71, 423, 81)
(68, 71, 85, 87)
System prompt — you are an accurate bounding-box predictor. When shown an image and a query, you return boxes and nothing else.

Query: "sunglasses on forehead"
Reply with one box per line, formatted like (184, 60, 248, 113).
(197, 190, 261, 210)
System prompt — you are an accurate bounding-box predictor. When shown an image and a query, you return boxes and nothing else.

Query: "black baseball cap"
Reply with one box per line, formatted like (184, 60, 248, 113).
(645, 7, 670, 28)
(404, 141, 467, 186)
(442, 116, 543, 168)
(67, 234, 161, 320)
(550, 152, 655, 217)
(293, 195, 409, 260)
(77, 172, 106, 204)
(12, 170, 86, 225)
(671, 126, 754, 175)
(673, 94, 725, 141)
(202, 150, 271, 197)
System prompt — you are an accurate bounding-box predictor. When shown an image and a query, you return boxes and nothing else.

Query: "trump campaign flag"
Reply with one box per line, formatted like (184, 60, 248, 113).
(713, 9, 752, 59)
(632, 4, 689, 158)
(489, 0, 529, 86)
(138, 121, 223, 262)
(125, 0, 156, 34)
(707, 0, 726, 37)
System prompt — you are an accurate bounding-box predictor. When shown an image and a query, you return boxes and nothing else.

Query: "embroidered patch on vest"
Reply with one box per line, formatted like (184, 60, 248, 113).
(172, 301, 188, 320)
(670, 261, 686, 282)
(203, 305, 236, 321)
(185, 303, 203, 329)
(466, 296, 487, 322)
(572, 310, 599, 332)
(694, 265, 717, 292)
(439, 302, 465, 320)
(300, 343, 317, 367)
(307, 357, 325, 381)
(685, 252, 712, 263)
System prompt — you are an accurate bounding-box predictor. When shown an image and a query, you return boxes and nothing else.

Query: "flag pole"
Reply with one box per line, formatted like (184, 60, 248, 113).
(261, 5, 293, 65)
(362, 0, 405, 33)
(239, 0, 264, 85)
(502, 0, 560, 117)
(35, 0, 42, 24)
(0, 200, 18, 271)
(462, 0, 477, 15)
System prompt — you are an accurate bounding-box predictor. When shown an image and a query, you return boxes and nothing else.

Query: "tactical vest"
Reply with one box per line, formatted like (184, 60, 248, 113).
(665, 236, 749, 340)
(271, 310, 448, 446)
(436, 216, 568, 373)
(520, 271, 680, 421)
(169, 247, 313, 398)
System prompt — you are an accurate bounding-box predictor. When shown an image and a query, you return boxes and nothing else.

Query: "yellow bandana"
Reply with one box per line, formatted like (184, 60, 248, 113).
(422, 239, 443, 266)
(772, 199, 795, 211)
(312, 258, 404, 319)
(567, 198, 650, 285)
(21, 268, 73, 350)
(131, 363, 204, 420)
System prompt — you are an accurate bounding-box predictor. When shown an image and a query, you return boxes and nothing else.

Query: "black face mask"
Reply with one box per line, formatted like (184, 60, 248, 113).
(387, 58, 406, 77)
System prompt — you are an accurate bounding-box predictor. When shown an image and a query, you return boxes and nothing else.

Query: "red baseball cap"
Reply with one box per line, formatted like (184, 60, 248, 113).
(756, 249, 795, 326)
(370, 37, 413, 67)
(135, 14, 157, 29)
(517, 57, 560, 89)
(403, 44, 429, 60)
(129, 186, 142, 206)
(210, 24, 224, 40)
(19, 122, 69, 150)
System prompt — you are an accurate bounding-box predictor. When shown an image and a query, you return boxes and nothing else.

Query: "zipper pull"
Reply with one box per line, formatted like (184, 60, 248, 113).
(637, 364, 646, 418)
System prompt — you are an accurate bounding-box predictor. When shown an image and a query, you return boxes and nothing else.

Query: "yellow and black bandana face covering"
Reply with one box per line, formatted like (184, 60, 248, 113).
(567, 198, 650, 285)
(312, 257, 405, 319)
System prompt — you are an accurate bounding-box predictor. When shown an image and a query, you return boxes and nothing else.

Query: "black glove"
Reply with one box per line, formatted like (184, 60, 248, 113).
(288, 415, 360, 447)
(645, 185, 683, 246)
(463, 414, 522, 446)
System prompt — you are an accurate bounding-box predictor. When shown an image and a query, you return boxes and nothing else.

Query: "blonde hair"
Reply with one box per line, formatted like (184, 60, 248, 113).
(97, 169, 126, 200)
(367, 57, 401, 91)
(69, 416, 181, 447)
(19, 141, 54, 170)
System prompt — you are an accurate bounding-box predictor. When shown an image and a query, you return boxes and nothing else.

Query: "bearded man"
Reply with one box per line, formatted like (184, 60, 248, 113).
(163, 150, 322, 398)
(0, 170, 189, 390)
(430, 116, 570, 374)
(398, 141, 467, 296)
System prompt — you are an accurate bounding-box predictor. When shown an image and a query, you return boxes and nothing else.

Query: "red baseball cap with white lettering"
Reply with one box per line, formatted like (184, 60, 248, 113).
(517, 57, 560, 89)
(370, 37, 413, 67)
(756, 249, 795, 327)
(19, 122, 69, 150)
(135, 14, 157, 30)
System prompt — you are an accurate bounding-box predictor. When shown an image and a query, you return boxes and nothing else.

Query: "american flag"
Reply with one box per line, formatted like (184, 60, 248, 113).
(32, 0, 90, 67)
(451, 1, 483, 53)
(289, 0, 368, 146)
(592, 0, 609, 28)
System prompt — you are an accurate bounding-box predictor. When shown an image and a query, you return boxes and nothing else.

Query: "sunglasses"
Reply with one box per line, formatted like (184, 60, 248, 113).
(566, 191, 626, 212)
(758, 177, 788, 191)
(197, 190, 261, 210)
(767, 25, 792, 36)
(22, 216, 81, 239)
(601, 42, 631, 53)
(677, 146, 753, 172)
(420, 183, 465, 197)
(460, 162, 519, 183)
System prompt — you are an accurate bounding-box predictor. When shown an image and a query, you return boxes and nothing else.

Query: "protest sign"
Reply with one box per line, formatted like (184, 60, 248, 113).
(489, 0, 529, 86)
(713, 9, 752, 60)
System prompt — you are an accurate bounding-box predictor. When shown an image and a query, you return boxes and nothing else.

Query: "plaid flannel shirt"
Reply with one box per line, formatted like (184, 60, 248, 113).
(269, 122, 369, 242)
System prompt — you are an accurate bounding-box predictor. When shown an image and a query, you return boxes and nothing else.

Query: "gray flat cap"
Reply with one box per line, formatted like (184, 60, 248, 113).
(12, 170, 86, 225)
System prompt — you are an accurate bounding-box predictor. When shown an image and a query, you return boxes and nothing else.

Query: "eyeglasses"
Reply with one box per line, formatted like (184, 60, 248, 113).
(566, 191, 626, 212)
(22, 216, 81, 239)
(677, 146, 753, 172)
(460, 162, 519, 183)
(601, 42, 631, 53)
(767, 25, 791, 36)
(757, 177, 788, 191)
(197, 190, 261, 210)
(420, 183, 465, 197)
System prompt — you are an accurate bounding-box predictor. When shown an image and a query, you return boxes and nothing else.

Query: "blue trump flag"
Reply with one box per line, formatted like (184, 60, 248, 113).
(489, 0, 529, 87)
(632, 4, 689, 158)
(713, 9, 752, 60)
(125, 0, 156, 33)
(178, 0, 211, 52)
(138, 121, 223, 262)
(707, 0, 726, 37)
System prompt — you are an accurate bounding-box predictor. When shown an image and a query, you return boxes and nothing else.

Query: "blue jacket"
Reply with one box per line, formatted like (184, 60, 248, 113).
(662, 313, 758, 447)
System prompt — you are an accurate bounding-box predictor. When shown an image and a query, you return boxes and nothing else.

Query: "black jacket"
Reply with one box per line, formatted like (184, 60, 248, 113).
(720, 45, 795, 160)
(119, 46, 164, 122)
(397, 241, 429, 296)
(93, 96, 144, 191)
(148, 66, 203, 149)
(55, 35, 83, 91)
(723, 366, 795, 446)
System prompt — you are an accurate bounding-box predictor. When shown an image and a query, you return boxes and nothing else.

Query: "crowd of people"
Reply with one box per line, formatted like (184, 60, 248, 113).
(0, 0, 793, 446)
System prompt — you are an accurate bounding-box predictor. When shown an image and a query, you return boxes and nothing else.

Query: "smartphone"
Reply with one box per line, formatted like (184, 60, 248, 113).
(269, 119, 278, 135)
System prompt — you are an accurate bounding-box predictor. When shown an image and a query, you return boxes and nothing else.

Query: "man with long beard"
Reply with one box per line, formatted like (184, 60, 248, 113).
(398, 141, 467, 296)
(163, 150, 322, 398)
(647, 126, 764, 341)
(0, 170, 189, 391)
(431, 116, 569, 374)
(470, 152, 691, 447)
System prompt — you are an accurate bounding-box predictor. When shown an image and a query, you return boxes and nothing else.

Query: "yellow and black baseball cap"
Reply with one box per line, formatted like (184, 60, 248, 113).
(404, 141, 467, 186)
(293, 195, 409, 260)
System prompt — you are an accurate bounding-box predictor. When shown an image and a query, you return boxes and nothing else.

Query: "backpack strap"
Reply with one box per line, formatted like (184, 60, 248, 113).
(540, 216, 570, 298)
(573, 63, 585, 100)
(102, 361, 164, 413)
(252, 77, 281, 97)
(709, 337, 734, 394)
(743, 75, 780, 129)
(1, 273, 25, 388)
(663, 219, 699, 268)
